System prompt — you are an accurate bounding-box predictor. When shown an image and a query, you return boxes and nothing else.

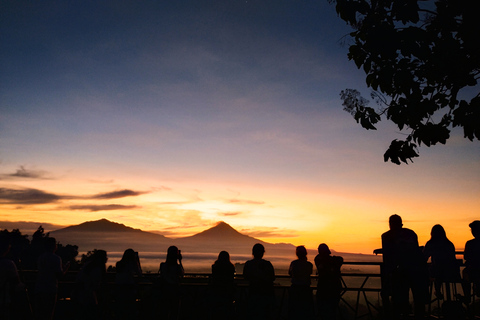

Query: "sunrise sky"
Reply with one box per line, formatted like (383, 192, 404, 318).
(1, 0, 479, 254)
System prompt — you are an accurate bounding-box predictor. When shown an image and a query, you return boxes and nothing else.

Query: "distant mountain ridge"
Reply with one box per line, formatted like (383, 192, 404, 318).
(50, 218, 293, 255)
(50, 218, 169, 252)
(179, 221, 262, 244)
(188, 221, 245, 238)
(48, 219, 380, 268)
(42, 218, 382, 273)
(57, 218, 143, 232)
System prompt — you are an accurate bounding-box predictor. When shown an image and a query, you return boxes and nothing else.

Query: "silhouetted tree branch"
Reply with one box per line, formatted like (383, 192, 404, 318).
(330, 0, 480, 164)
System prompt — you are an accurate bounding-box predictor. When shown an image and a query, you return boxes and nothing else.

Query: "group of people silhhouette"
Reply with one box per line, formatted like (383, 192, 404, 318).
(1, 217, 480, 320)
(207, 242, 343, 320)
(375, 215, 480, 320)
(285, 243, 343, 320)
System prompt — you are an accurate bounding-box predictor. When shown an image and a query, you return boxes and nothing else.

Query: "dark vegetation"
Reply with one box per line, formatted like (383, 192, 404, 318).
(1, 226, 107, 273)
(1, 226, 80, 271)
(330, 0, 480, 164)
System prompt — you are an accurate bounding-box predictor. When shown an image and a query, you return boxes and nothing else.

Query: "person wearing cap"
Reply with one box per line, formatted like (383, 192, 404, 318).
(463, 220, 480, 301)
(377, 214, 428, 320)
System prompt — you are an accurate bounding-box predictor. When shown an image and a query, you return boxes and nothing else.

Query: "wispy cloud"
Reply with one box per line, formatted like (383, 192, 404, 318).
(156, 201, 194, 205)
(87, 178, 115, 184)
(241, 227, 298, 238)
(65, 204, 140, 212)
(1, 166, 52, 180)
(0, 187, 147, 206)
(0, 188, 61, 204)
(226, 199, 265, 205)
(152, 186, 172, 192)
(91, 189, 147, 199)
(220, 211, 243, 216)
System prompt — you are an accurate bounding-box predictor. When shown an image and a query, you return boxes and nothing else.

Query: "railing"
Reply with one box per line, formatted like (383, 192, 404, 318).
(17, 260, 479, 320)
(19, 261, 384, 319)
(339, 262, 382, 319)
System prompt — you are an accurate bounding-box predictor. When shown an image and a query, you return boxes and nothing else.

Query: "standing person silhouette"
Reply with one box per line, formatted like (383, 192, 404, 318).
(158, 246, 184, 320)
(243, 243, 276, 320)
(376, 214, 428, 320)
(463, 220, 480, 302)
(34, 237, 69, 320)
(315, 243, 343, 320)
(288, 245, 314, 319)
(75, 249, 108, 320)
(115, 249, 142, 320)
(423, 225, 460, 300)
(210, 250, 236, 320)
(0, 236, 21, 320)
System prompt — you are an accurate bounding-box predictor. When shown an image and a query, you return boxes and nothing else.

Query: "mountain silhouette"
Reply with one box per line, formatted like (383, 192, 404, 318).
(181, 221, 260, 242)
(176, 221, 294, 255)
(41, 219, 380, 272)
(49, 218, 294, 255)
(55, 218, 144, 232)
(50, 218, 171, 252)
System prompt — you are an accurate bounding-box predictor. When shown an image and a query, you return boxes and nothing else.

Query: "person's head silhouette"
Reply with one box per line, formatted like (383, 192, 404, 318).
(166, 245, 181, 263)
(252, 243, 265, 259)
(44, 237, 57, 253)
(217, 250, 230, 263)
(122, 248, 136, 261)
(389, 214, 403, 231)
(296, 245, 308, 260)
(469, 220, 480, 238)
(430, 224, 447, 240)
(93, 250, 108, 264)
(317, 243, 331, 256)
(0, 236, 10, 257)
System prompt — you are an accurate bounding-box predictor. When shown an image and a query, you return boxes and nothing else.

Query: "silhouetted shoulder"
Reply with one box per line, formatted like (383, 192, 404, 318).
(289, 259, 313, 286)
(465, 238, 480, 266)
(243, 258, 275, 282)
(333, 255, 343, 266)
(315, 255, 343, 271)
(0, 258, 19, 283)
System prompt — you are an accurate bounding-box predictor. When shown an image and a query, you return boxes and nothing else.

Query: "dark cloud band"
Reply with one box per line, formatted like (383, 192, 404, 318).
(0, 187, 61, 204)
(65, 204, 140, 212)
(92, 189, 146, 199)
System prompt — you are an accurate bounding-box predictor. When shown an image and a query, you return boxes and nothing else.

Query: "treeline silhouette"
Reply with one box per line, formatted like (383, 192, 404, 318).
(1, 218, 479, 320)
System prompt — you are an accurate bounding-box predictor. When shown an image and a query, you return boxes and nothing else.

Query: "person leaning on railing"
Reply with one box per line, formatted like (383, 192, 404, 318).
(463, 220, 480, 301)
(315, 243, 343, 320)
(374, 214, 429, 320)
(423, 224, 461, 300)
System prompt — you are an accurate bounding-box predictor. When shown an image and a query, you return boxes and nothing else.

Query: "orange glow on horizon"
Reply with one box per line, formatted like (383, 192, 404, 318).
(0, 164, 478, 255)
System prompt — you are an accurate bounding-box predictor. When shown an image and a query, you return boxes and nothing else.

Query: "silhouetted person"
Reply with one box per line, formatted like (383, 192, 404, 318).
(315, 243, 343, 320)
(243, 243, 276, 320)
(423, 225, 460, 300)
(0, 236, 21, 320)
(34, 237, 69, 320)
(158, 245, 184, 320)
(75, 249, 108, 320)
(376, 214, 428, 320)
(210, 250, 236, 319)
(463, 220, 480, 302)
(288, 245, 314, 320)
(115, 248, 142, 320)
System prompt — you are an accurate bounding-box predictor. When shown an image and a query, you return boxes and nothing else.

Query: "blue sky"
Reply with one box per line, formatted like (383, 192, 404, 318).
(1, 0, 479, 253)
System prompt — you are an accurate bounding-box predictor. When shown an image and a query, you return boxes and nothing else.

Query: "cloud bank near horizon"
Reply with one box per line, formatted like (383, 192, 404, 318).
(0, 181, 147, 209)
